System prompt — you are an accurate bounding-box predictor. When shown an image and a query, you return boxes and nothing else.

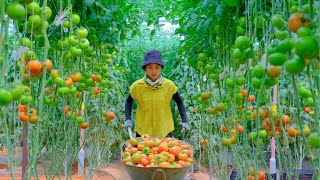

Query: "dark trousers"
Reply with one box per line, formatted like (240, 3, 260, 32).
(136, 132, 172, 138)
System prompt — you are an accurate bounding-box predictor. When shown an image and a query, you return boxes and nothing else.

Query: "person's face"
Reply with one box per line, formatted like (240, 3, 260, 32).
(145, 63, 162, 81)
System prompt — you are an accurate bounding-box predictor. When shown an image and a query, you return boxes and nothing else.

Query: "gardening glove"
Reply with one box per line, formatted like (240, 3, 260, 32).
(182, 122, 190, 130)
(124, 119, 132, 128)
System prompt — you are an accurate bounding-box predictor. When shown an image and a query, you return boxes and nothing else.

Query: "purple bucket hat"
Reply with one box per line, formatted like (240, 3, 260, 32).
(142, 50, 164, 69)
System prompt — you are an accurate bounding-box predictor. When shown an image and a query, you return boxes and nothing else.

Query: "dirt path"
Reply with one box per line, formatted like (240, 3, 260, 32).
(0, 150, 210, 180)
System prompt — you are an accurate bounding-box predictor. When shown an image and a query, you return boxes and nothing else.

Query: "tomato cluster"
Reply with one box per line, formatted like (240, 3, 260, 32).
(18, 105, 38, 124)
(122, 135, 193, 168)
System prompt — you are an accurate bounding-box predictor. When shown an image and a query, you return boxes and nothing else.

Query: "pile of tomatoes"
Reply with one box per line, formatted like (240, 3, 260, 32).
(122, 134, 193, 168)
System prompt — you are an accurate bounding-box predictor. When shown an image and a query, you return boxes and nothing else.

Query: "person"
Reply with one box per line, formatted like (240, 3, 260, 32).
(124, 50, 189, 138)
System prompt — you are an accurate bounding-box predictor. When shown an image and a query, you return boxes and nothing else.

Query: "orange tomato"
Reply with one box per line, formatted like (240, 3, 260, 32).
(178, 153, 188, 161)
(186, 158, 193, 164)
(230, 129, 237, 135)
(287, 126, 300, 137)
(94, 87, 100, 95)
(106, 112, 115, 121)
(80, 122, 89, 129)
(281, 115, 290, 125)
(158, 143, 169, 152)
(140, 158, 149, 166)
(147, 155, 154, 162)
(19, 112, 28, 122)
(177, 160, 186, 167)
(70, 72, 82, 82)
(45, 59, 52, 71)
(167, 154, 175, 162)
(288, 13, 311, 33)
(158, 162, 170, 167)
(65, 77, 73, 87)
(129, 148, 138, 155)
(137, 144, 144, 151)
(221, 125, 228, 132)
(240, 89, 247, 97)
(151, 147, 159, 154)
(91, 74, 97, 82)
(262, 122, 271, 131)
(237, 125, 244, 133)
(169, 147, 179, 156)
(160, 151, 170, 156)
(248, 95, 255, 102)
(64, 106, 71, 115)
(27, 60, 43, 74)
(258, 171, 266, 180)
(19, 105, 27, 112)
(180, 144, 189, 150)
(200, 139, 208, 145)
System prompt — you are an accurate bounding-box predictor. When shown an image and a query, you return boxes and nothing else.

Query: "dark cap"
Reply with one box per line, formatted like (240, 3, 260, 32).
(142, 50, 164, 69)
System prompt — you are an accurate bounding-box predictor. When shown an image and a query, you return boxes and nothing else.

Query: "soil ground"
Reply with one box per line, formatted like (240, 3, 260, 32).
(0, 147, 211, 180)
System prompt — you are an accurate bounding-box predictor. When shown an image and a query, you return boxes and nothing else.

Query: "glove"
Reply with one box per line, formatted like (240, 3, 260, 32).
(124, 119, 132, 128)
(182, 122, 190, 130)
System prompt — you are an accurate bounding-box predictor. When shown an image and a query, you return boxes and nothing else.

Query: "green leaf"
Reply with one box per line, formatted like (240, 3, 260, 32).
(90, 11, 97, 21)
(150, 29, 156, 39)
(196, 21, 203, 32)
(84, 0, 95, 6)
(203, 17, 212, 29)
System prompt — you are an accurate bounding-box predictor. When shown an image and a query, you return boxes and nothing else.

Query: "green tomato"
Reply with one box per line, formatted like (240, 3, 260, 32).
(248, 132, 257, 141)
(297, 26, 312, 37)
(226, 77, 235, 88)
(68, 35, 79, 46)
(238, 17, 246, 28)
(6, 3, 26, 20)
(142, 147, 150, 155)
(275, 30, 289, 39)
(236, 76, 246, 86)
(252, 65, 266, 78)
(72, 14, 81, 25)
(58, 87, 70, 97)
(235, 36, 251, 50)
(28, 15, 41, 27)
(54, 77, 64, 87)
(268, 52, 288, 66)
(20, 37, 32, 48)
(259, 130, 268, 138)
(26, 2, 40, 14)
(79, 38, 90, 49)
(75, 27, 88, 38)
(294, 37, 319, 59)
(276, 38, 294, 53)
(0, 88, 13, 106)
(76, 116, 84, 124)
(44, 6, 52, 20)
(70, 46, 83, 56)
(251, 77, 262, 89)
(284, 56, 306, 74)
(271, 14, 285, 29)
(10, 85, 23, 101)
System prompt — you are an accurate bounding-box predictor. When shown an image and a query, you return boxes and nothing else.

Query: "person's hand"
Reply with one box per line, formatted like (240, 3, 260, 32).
(182, 122, 190, 130)
(124, 119, 132, 128)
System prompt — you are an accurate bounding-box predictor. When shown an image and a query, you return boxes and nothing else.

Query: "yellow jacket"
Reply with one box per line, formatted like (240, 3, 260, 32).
(130, 76, 178, 137)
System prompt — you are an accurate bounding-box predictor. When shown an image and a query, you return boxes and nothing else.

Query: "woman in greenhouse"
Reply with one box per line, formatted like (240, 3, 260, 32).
(124, 50, 189, 138)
